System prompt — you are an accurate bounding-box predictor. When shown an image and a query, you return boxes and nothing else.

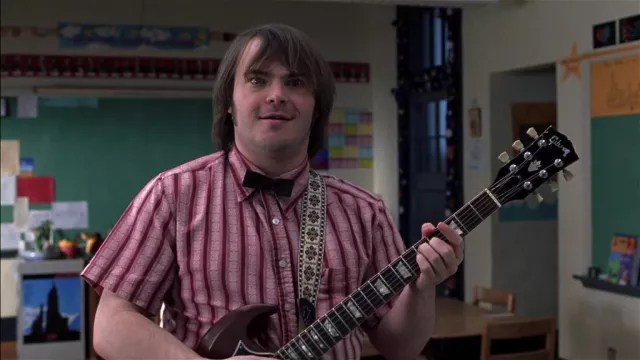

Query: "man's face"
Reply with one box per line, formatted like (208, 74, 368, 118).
(230, 38, 316, 158)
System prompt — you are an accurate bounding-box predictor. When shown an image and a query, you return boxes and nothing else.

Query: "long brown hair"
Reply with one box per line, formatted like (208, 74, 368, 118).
(212, 23, 335, 159)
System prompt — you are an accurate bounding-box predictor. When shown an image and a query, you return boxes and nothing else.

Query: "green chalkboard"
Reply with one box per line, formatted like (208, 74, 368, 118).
(591, 114, 640, 270)
(0, 97, 214, 242)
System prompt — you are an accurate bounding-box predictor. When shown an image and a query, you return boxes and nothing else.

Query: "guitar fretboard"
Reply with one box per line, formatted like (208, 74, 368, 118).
(274, 189, 502, 360)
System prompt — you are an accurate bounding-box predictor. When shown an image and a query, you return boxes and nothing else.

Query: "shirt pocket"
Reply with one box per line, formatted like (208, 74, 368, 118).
(316, 267, 365, 303)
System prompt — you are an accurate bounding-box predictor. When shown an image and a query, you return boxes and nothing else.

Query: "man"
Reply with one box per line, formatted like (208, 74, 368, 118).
(82, 23, 464, 360)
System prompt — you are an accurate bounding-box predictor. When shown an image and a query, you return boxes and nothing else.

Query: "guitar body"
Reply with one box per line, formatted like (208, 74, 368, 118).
(195, 304, 279, 359)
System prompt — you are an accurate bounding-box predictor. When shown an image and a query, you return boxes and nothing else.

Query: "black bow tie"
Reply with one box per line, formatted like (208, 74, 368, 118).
(242, 170, 294, 197)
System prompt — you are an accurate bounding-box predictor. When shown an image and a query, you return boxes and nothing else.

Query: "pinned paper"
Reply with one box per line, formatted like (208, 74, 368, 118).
(29, 210, 52, 228)
(13, 197, 30, 232)
(1, 223, 21, 250)
(1, 176, 17, 205)
(0, 140, 20, 176)
(52, 201, 88, 229)
(17, 95, 38, 118)
(17, 176, 55, 204)
(20, 158, 35, 176)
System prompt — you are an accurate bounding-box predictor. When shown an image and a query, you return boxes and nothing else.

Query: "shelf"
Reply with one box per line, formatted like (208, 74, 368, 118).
(573, 274, 640, 299)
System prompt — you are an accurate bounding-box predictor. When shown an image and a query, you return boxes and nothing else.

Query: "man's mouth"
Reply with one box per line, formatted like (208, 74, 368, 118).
(260, 113, 292, 121)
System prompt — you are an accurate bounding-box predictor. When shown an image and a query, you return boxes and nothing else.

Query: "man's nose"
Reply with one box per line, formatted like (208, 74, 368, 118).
(266, 82, 287, 104)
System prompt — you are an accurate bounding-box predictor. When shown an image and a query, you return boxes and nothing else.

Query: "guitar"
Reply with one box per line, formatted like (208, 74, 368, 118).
(194, 126, 579, 360)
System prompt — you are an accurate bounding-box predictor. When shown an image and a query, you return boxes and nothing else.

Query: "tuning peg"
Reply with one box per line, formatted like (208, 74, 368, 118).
(533, 191, 544, 203)
(527, 127, 538, 139)
(512, 140, 524, 153)
(562, 169, 574, 182)
(498, 152, 510, 163)
(548, 180, 559, 192)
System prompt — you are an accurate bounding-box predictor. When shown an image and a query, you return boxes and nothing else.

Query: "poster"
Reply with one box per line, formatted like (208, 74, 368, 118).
(22, 273, 82, 344)
(58, 23, 210, 50)
(591, 54, 639, 118)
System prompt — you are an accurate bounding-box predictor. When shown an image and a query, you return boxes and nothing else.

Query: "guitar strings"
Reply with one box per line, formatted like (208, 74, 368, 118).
(280, 156, 557, 358)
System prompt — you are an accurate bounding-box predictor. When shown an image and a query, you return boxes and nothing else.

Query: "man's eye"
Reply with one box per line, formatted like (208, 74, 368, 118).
(250, 77, 265, 85)
(288, 78, 305, 87)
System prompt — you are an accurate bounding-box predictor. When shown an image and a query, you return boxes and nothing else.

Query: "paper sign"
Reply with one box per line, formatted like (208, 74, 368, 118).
(1, 176, 17, 205)
(591, 54, 640, 118)
(52, 201, 88, 229)
(0, 140, 20, 176)
(17, 95, 38, 118)
(1, 223, 21, 250)
(29, 210, 52, 228)
(467, 139, 486, 172)
(13, 197, 30, 232)
(17, 176, 55, 204)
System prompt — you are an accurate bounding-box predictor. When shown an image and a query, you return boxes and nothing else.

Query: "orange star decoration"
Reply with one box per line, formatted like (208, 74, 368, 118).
(561, 42, 582, 82)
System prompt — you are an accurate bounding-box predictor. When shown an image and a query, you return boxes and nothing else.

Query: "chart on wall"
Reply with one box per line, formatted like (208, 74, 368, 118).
(311, 108, 373, 170)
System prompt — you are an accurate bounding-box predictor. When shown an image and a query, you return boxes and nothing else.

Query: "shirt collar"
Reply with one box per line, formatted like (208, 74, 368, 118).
(227, 145, 310, 204)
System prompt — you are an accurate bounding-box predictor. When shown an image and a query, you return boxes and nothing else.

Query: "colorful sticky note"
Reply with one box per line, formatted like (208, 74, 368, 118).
(328, 135, 345, 148)
(359, 112, 373, 123)
(344, 146, 359, 158)
(329, 148, 344, 158)
(345, 111, 360, 124)
(359, 145, 373, 160)
(17, 176, 55, 204)
(359, 159, 373, 168)
(345, 124, 358, 135)
(357, 123, 372, 135)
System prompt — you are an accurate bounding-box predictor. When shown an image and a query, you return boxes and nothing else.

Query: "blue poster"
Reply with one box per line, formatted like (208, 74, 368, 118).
(22, 274, 82, 344)
(58, 22, 210, 50)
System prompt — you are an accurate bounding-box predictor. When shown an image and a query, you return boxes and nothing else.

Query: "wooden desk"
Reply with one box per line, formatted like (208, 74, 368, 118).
(433, 297, 516, 339)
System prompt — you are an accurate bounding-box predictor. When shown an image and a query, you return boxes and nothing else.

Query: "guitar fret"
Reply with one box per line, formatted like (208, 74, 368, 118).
(307, 326, 330, 352)
(352, 289, 375, 315)
(327, 309, 349, 336)
(297, 331, 322, 358)
(335, 303, 357, 326)
(284, 343, 303, 360)
(380, 267, 405, 295)
(320, 315, 342, 340)
(310, 321, 336, 348)
(362, 280, 386, 308)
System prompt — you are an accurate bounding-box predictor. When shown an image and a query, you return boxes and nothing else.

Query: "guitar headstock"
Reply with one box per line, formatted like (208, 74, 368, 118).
(491, 126, 579, 205)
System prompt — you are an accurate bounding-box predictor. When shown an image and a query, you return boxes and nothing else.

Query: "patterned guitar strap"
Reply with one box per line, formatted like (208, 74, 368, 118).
(296, 170, 327, 332)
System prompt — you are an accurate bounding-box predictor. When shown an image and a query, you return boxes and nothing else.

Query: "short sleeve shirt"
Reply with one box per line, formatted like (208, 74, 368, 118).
(81, 146, 407, 360)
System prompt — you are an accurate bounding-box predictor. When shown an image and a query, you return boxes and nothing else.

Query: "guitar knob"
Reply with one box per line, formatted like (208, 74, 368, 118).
(512, 140, 524, 153)
(527, 127, 538, 139)
(548, 180, 559, 192)
(562, 169, 574, 182)
(534, 191, 544, 203)
(498, 152, 510, 163)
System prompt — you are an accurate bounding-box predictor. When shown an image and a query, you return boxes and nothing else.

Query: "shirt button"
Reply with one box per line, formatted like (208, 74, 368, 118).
(284, 303, 294, 312)
(272, 217, 280, 225)
(279, 259, 288, 268)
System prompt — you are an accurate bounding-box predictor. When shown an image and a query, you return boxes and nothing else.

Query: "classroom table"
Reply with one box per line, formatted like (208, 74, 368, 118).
(432, 297, 516, 339)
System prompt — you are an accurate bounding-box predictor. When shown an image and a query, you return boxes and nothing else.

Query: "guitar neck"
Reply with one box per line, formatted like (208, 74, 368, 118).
(274, 188, 502, 360)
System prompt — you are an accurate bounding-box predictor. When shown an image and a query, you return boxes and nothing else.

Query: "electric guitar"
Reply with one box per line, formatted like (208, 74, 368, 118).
(194, 126, 579, 360)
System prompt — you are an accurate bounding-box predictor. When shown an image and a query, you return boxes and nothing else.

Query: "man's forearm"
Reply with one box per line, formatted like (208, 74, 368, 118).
(368, 283, 436, 360)
(94, 308, 201, 360)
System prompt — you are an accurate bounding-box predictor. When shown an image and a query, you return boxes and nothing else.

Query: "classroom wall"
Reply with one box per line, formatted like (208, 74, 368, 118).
(0, 0, 398, 328)
(462, 1, 640, 359)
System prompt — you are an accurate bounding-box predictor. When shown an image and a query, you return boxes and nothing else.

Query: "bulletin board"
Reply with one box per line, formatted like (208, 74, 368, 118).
(590, 54, 640, 270)
(0, 96, 214, 253)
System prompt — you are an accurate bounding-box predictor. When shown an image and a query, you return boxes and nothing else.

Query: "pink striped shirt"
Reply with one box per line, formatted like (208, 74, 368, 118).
(81, 146, 406, 360)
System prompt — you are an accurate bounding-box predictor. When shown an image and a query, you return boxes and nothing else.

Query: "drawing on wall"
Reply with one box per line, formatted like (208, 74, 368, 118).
(311, 108, 373, 170)
(22, 273, 82, 344)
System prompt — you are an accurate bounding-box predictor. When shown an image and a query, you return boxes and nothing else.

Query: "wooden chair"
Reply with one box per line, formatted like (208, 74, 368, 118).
(472, 286, 516, 313)
(480, 317, 556, 360)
